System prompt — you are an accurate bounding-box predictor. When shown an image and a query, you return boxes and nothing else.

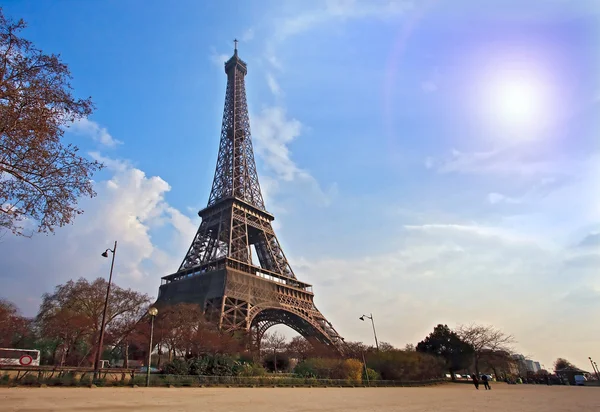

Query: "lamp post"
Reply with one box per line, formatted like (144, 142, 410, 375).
(359, 313, 379, 352)
(589, 357, 600, 381)
(94, 240, 117, 381)
(361, 351, 370, 386)
(146, 306, 158, 387)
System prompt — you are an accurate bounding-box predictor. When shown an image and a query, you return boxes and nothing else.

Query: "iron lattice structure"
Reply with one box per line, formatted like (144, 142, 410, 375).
(157, 45, 344, 352)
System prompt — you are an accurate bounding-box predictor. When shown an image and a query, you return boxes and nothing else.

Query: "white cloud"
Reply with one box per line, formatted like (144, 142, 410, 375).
(262, 0, 413, 74)
(251, 106, 336, 207)
(429, 147, 566, 177)
(210, 50, 229, 68)
(265, 73, 282, 97)
(266, 52, 284, 71)
(295, 222, 599, 372)
(69, 118, 123, 147)
(0, 153, 196, 316)
(578, 232, 600, 248)
(275, 0, 414, 42)
(251, 106, 303, 181)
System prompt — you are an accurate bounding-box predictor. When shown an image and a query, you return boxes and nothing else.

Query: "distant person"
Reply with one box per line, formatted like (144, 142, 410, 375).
(471, 373, 479, 390)
(481, 374, 491, 390)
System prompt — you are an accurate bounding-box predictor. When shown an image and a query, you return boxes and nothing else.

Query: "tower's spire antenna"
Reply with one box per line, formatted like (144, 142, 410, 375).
(234, 38, 238, 52)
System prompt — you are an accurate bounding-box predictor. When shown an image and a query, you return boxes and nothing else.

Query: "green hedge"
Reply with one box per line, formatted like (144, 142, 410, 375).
(0, 373, 445, 388)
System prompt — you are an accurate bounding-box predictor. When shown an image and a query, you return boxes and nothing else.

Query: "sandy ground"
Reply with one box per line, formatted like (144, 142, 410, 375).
(1, 384, 599, 412)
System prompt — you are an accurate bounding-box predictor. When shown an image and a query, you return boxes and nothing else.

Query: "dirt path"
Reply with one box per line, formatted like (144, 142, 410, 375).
(1, 384, 599, 412)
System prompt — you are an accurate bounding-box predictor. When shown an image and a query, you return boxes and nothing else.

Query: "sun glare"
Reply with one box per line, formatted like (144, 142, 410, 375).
(480, 68, 552, 137)
(489, 74, 545, 126)
(468, 51, 562, 141)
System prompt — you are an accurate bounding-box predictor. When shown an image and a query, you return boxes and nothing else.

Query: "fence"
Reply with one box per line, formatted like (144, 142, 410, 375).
(0, 365, 136, 385)
(0, 366, 445, 388)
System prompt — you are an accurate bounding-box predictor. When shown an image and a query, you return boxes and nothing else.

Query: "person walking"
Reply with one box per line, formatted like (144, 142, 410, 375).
(481, 374, 491, 390)
(471, 373, 479, 390)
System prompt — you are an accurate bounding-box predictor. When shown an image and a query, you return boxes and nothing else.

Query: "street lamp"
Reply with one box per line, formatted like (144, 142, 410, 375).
(589, 357, 600, 381)
(94, 240, 117, 381)
(359, 313, 379, 352)
(146, 306, 158, 387)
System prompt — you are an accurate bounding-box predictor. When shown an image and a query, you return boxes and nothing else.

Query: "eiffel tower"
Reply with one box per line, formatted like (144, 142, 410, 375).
(156, 42, 344, 352)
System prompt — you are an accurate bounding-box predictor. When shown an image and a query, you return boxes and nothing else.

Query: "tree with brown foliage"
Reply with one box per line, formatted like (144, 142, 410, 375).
(0, 9, 102, 236)
(153, 303, 205, 360)
(150, 303, 244, 365)
(457, 323, 515, 375)
(0, 299, 32, 347)
(36, 277, 150, 366)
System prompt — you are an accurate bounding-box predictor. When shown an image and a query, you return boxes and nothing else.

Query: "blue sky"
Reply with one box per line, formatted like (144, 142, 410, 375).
(1, 0, 599, 370)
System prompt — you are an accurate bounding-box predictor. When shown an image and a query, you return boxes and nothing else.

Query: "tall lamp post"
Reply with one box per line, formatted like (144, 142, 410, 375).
(589, 357, 600, 381)
(94, 240, 117, 380)
(146, 306, 158, 387)
(359, 313, 379, 352)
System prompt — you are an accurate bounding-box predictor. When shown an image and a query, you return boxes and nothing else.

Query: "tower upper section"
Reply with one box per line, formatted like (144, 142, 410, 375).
(206, 42, 266, 211)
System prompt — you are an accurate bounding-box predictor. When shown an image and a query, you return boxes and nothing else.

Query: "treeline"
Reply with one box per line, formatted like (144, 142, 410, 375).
(1, 277, 555, 383)
(0, 278, 246, 367)
(415, 324, 515, 379)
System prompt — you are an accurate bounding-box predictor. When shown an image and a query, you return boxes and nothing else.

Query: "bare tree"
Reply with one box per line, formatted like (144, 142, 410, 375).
(286, 335, 313, 360)
(0, 9, 102, 236)
(456, 323, 515, 375)
(343, 340, 374, 359)
(263, 331, 287, 373)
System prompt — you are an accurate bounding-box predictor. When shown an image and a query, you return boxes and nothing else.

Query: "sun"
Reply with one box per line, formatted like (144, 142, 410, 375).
(480, 68, 551, 136)
(489, 74, 545, 126)
(469, 54, 559, 140)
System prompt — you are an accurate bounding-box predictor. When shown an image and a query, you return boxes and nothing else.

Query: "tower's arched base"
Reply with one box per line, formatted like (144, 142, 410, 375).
(157, 262, 344, 355)
(250, 308, 340, 355)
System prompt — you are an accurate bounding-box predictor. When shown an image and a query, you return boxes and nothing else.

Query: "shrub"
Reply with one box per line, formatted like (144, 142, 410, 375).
(237, 362, 267, 377)
(294, 357, 364, 381)
(20, 374, 39, 386)
(80, 375, 93, 386)
(131, 376, 146, 386)
(339, 359, 363, 382)
(163, 358, 190, 375)
(263, 353, 291, 372)
(188, 354, 239, 376)
(363, 367, 380, 382)
(294, 359, 317, 378)
(367, 350, 444, 381)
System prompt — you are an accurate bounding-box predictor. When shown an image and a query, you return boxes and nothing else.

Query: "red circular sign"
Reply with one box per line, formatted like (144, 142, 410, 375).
(19, 355, 33, 366)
